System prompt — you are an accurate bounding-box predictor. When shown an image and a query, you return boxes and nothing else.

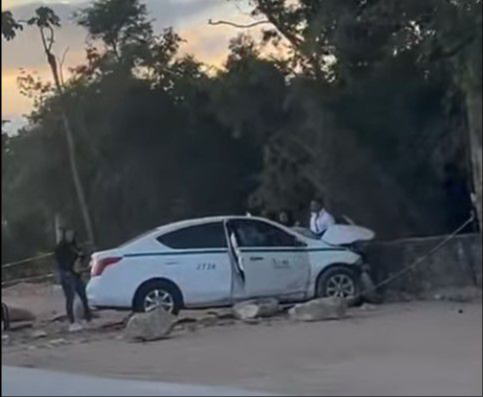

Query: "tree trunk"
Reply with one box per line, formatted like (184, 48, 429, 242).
(466, 89, 483, 231)
(61, 112, 96, 245)
(45, 44, 96, 245)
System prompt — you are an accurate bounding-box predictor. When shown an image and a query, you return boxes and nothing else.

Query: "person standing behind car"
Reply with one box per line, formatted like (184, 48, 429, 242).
(54, 229, 92, 332)
(278, 210, 296, 228)
(310, 198, 336, 238)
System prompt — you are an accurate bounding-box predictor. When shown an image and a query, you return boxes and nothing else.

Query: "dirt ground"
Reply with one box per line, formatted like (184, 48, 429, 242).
(2, 283, 482, 396)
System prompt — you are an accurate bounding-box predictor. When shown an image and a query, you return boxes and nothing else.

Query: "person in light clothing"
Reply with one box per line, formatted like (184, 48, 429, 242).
(310, 198, 336, 237)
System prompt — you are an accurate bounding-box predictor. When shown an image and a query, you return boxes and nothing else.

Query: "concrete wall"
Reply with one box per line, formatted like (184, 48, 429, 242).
(366, 233, 482, 299)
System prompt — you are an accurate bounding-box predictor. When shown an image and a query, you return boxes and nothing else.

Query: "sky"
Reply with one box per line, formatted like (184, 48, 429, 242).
(2, 0, 259, 132)
(3, 0, 86, 7)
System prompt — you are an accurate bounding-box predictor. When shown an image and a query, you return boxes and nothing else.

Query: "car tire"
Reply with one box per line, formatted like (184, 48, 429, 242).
(317, 266, 360, 299)
(133, 280, 183, 315)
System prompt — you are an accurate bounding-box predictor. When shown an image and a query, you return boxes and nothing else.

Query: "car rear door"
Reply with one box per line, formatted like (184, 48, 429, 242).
(227, 219, 310, 301)
(156, 222, 232, 306)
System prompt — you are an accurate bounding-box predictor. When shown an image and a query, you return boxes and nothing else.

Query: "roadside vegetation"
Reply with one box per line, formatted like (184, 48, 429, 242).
(2, 0, 481, 264)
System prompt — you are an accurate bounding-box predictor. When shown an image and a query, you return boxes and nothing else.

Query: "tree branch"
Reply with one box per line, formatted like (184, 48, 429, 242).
(208, 19, 270, 29)
(58, 47, 70, 87)
(46, 25, 55, 52)
(39, 26, 48, 53)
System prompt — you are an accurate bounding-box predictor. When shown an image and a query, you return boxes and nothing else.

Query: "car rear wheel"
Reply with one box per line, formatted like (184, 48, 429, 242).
(317, 267, 360, 299)
(133, 280, 182, 315)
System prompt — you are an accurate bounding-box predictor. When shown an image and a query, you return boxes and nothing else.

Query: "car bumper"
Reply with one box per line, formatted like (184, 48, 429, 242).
(87, 276, 134, 309)
(86, 277, 105, 308)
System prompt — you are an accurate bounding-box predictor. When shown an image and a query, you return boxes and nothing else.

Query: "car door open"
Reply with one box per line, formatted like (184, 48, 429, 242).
(157, 222, 233, 306)
(227, 219, 310, 301)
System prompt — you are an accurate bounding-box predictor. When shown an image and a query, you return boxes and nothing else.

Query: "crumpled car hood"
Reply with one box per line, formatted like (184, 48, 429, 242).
(322, 225, 375, 246)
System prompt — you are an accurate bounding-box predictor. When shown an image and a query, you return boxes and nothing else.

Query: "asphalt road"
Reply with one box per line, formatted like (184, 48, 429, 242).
(2, 367, 275, 397)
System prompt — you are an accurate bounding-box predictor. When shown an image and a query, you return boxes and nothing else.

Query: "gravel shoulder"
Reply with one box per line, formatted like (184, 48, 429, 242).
(2, 284, 481, 397)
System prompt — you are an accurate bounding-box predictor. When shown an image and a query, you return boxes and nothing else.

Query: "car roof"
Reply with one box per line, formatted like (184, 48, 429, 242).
(117, 216, 318, 250)
(119, 216, 264, 248)
(155, 215, 266, 234)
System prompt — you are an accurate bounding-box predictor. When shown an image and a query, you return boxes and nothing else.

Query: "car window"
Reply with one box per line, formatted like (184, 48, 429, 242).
(292, 227, 319, 240)
(157, 222, 227, 249)
(119, 228, 157, 248)
(230, 220, 302, 248)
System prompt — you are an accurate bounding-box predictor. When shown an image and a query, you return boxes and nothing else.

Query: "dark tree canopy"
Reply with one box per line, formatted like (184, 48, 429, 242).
(2, 0, 481, 264)
(2, 11, 22, 40)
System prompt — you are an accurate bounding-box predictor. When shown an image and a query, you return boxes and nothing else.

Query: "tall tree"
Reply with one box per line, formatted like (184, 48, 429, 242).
(76, 0, 152, 60)
(217, 0, 477, 236)
(27, 7, 96, 244)
(432, 0, 482, 228)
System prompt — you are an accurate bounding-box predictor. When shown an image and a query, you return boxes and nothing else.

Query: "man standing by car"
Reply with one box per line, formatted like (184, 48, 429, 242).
(54, 229, 92, 332)
(278, 210, 296, 228)
(310, 198, 336, 238)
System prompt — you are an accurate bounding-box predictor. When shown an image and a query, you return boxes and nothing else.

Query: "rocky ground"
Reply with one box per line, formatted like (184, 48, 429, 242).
(2, 283, 482, 396)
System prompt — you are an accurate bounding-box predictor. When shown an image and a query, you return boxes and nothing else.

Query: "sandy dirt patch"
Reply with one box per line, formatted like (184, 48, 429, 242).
(2, 282, 481, 396)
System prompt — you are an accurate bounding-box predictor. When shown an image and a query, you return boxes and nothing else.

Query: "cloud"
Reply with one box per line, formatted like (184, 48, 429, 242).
(148, 0, 221, 27)
(2, 69, 35, 120)
(182, 25, 231, 69)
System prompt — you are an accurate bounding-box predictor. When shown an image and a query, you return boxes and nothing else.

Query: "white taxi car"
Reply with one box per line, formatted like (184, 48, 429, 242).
(87, 216, 370, 314)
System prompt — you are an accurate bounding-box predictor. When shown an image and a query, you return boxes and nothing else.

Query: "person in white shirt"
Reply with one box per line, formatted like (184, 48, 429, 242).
(310, 198, 336, 237)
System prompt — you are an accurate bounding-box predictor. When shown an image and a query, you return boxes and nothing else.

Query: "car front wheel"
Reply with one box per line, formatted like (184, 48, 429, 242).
(317, 267, 360, 299)
(133, 280, 182, 315)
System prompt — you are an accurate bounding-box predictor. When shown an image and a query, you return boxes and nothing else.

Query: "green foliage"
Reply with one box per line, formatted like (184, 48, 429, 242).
(213, 34, 287, 142)
(27, 6, 61, 28)
(2, 11, 22, 40)
(242, 0, 479, 234)
(2, 0, 481, 263)
(432, 0, 482, 90)
(76, 0, 152, 57)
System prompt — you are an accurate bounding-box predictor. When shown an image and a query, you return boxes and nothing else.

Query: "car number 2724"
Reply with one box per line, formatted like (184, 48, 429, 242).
(196, 263, 216, 271)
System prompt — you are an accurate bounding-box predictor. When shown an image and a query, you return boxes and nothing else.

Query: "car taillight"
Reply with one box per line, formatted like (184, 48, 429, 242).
(91, 257, 122, 277)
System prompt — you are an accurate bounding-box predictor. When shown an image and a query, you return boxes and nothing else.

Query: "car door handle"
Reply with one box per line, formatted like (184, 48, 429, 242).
(250, 257, 264, 262)
(165, 261, 179, 266)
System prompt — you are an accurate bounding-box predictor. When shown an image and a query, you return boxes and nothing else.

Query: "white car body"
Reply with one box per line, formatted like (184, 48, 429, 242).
(87, 216, 366, 311)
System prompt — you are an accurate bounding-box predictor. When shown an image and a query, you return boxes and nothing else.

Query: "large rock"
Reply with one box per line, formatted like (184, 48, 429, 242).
(31, 330, 48, 339)
(233, 298, 280, 321)
(47, 338, 68, 347)
(197, 314, 219, 328)
(124, 307, 175, 342)
(289, 297, 347, 322)
(206, 309, 235, 320)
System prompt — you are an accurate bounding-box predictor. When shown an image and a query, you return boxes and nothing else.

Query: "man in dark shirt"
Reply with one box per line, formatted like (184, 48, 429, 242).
(278, 210, 296, 228)
(55, 230, 92, 332)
